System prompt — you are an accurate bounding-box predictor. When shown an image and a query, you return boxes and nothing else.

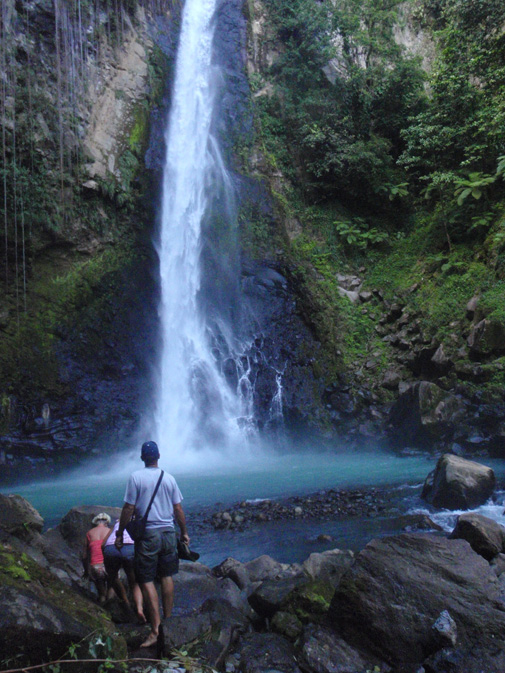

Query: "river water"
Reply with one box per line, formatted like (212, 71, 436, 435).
(5, 450, 505, 566)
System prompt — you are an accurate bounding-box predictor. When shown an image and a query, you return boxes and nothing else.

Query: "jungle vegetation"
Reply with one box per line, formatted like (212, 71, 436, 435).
(252, 0, 505, 355)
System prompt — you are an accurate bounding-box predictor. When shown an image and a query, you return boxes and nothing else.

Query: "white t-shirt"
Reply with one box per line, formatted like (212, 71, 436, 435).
(124, 467, 183, 530)
(105, 520, 134, 546)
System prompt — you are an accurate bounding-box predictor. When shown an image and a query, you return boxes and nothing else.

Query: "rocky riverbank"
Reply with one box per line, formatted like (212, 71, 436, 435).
(3, 456, 505, 673)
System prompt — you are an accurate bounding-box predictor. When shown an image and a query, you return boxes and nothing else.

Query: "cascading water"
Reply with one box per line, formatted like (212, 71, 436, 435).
(153, 0, 256, 462)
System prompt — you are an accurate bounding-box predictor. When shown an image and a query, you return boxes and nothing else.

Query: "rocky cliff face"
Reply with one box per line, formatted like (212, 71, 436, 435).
(0, 0, 179, 479)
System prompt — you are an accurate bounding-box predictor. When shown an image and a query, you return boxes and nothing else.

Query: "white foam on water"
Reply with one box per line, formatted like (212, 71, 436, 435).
(408, 490, 505, 532)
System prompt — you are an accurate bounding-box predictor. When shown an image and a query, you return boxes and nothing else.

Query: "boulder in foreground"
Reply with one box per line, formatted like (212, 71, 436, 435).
(0, 540, 126, 665)
(328, 533, 505, 667)
(422, 453, 495, 509)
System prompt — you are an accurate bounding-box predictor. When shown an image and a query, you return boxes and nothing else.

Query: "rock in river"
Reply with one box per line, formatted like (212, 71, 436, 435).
(450, 512, 505, 561)
(422, 452, 496, 510)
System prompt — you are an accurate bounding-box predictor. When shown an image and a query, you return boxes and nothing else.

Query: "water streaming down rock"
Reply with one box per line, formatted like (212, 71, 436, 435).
(154, 0, 258, 460)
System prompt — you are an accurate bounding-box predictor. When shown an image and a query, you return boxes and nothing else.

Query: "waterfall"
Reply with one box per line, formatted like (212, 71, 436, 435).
(153, 0, 255, 462)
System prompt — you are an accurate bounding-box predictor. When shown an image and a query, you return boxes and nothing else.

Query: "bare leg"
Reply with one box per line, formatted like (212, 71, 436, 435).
(160, 576, 174, 618)
(96, 578, 107, 605)
(106, 584, 115, 601)
(140, 581, 160, 647)
(133, 583, 146, 623)
(112, 575, 129, 605)
(126, 568, 146, 623)
(91, 565, 108, 605)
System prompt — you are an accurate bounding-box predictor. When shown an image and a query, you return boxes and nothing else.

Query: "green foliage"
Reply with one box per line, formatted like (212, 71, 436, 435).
(376, 181, 409, 200)
(454, 172, 496, 205)
(148, 43, 173, 103)
(334, 217, 389, 249)
(400, 0, 505, 243)
(257, 0, 425, 207)
(368, 216, 496, 342)
(479, 281, 505, 324)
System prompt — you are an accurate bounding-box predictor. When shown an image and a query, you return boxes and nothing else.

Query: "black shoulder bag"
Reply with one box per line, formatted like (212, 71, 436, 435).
(126, 470, 164, 542)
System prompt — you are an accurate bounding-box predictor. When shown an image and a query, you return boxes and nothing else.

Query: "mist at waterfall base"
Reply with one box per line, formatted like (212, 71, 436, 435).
(7, 450, 505, 565)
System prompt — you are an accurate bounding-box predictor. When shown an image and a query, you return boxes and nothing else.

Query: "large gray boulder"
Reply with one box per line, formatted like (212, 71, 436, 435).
(0, 495, 85, 588)
(0, 494, 44, 542)
(173, 562, 249, 616)
(213, 556, 251, 591)
(57, 505, 122, 552)
(450, 512, 505, 560)
(243, 554, 288, 582)
(422, 453, 496, 509)
(328, 533, 505, 666)
(236, 632, 301, 673)
(302, 549, 354, 587)
(163, 598, 249, 667)
(271, 611, 303, 641)
(423, 645, 505, 673)
(0, 543, 126, 665)
(41, 527, 84, 585)
(467, 317, 505, 355)
(0, 585, 89, 662)
(297, 624, 385, 673)
(388, 381, 465, 447)
(248, 576, 308, 618)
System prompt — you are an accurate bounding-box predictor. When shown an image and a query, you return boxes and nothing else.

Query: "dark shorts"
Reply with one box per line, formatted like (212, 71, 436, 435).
(103, 543, 135, 576)
(134, 528, 179, 584)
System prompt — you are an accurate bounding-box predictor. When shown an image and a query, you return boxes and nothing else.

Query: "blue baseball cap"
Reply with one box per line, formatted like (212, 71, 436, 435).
(141, 441, 160, 460)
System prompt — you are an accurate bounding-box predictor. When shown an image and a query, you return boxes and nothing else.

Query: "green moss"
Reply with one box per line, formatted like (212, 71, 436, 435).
(412, 259, 491, 340)
(128, 105, 150, 156)
(148, 43, 172, 104)
(481, 358, 505, 387)
(0, 543, 119, 634)
(367, 218, 496, 344)
(282, 580, 335, 623)
(238, 197, 286, 259)
(0, 552, 31, 582)
(0, 245, 134, 400)
(479, 281, 505, 323)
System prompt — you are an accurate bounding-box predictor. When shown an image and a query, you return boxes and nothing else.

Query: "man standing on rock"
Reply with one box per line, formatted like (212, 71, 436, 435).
(115, 440, 190, 648)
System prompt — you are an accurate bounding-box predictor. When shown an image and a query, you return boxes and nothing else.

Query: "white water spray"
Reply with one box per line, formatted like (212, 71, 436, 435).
(153, 0, 255, 464)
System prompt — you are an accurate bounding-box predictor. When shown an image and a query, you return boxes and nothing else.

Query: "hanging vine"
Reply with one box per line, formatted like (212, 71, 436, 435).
(0, 0, 175, 319)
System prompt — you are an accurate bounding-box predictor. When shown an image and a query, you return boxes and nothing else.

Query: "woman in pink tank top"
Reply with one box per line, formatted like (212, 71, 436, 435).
(83, 512, 111, 605)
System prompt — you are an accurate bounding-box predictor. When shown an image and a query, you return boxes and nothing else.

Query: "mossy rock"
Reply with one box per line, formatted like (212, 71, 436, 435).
(468, 318, 505, 356)
(270, 610, 303, 640)
(0, 494, 44, 542)
(280, 580, 335, 623)
(0, 543, 127, 666)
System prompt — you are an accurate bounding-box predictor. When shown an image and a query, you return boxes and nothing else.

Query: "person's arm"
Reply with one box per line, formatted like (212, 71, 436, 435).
(174, 502, 189, 544)
(115, 502, 135, 549)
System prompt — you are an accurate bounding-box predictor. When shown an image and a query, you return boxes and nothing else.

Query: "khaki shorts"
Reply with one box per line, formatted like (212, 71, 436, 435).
(134, 528, 179, 583)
